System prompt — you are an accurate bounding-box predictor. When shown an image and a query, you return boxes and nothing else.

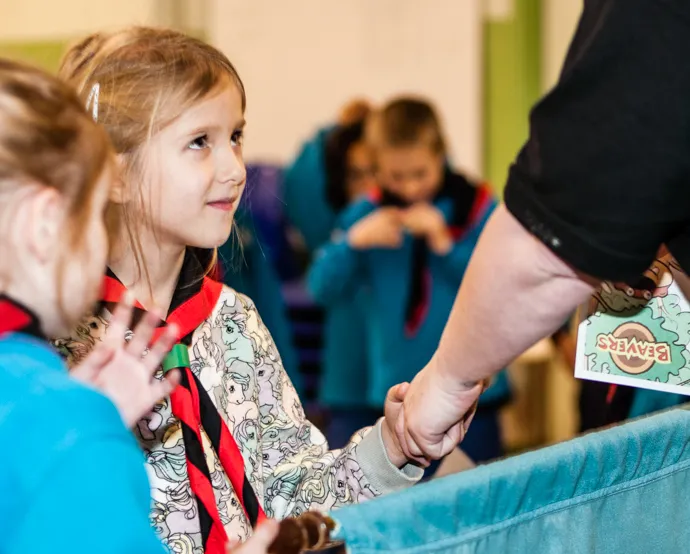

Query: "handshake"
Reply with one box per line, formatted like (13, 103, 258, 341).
(347, 204, 453, 255)
(379, 358, 489, 468)
(228, 359, 488, 554)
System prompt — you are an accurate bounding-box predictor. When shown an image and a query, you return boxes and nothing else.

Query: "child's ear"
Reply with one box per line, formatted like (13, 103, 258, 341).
(109, 154, 130, 204)
(26, 186, 63, 264)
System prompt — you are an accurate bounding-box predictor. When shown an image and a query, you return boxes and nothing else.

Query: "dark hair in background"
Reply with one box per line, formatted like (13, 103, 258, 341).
(324, 120, 366, 212)
(367, 96, 446, 156)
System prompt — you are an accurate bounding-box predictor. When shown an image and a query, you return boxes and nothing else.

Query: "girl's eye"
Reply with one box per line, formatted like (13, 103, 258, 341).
(231, 130, 244, 147)
(189, 134, 209, 150)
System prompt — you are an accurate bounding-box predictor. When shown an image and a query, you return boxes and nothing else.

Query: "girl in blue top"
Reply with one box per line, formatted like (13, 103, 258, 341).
(284, 102, 378, 447)
(283, 100, 372, 252)
(318, 115, 380, 447)
(308, 97, 511, 463)
(0, 58, 184, 554)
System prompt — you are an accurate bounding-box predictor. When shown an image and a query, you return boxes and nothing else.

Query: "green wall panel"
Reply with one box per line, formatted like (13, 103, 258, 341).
(484, 0, 541, 195)
(0, 41, 68, 72)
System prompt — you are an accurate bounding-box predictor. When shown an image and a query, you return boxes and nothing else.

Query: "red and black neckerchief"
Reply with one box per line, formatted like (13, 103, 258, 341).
(372, 169, 493, 337)
(0, 295, 45, 340)
(101, 249, 266, 554)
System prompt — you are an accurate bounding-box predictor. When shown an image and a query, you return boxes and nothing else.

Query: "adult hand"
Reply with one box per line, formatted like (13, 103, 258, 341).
(395, 358, 487, 461)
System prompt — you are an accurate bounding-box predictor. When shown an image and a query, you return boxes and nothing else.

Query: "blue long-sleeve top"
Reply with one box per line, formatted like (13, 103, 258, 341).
(0, 333, 163, 553)
(307, 178, 510, 407)
(283, 125, 370, 408)
(283, 126, 337, 253)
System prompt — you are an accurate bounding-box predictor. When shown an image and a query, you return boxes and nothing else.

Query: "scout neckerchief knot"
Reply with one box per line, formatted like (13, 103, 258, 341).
(101, 251, 266, 554)
(0, 295, 45, 340)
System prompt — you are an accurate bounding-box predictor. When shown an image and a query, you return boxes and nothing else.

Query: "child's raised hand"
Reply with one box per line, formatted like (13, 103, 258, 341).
(380, 382, 429, 468)
(401, 203, 452, 254)
(347, 207, 404, 250)
(71, 293, 180, 427)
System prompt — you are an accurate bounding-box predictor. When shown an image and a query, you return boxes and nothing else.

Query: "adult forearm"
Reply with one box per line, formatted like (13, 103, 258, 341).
(433, 204, 597, 385)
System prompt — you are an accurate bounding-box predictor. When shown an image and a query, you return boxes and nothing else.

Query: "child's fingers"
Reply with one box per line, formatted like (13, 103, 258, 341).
(126, 309, 162, 356)
(382, 229, 403, 247)
(401, 413, 429, 461)
(253, 519, 279, 546)
(445, 421, 466, 450)
(149, 373, 179, 405)
(401, 430, 430, 467)
(394, 409, 428, 466)
(71, 343, 115, 380)
(403, 430, 430, 465)
(462, 400, 480, 434)
(402, 425, 432, 467)
(389, 210, 404, 223)
(162, 370, 180, 393)
(143, 324, 178, 374)
(399, 426, 431, 467)
(106, 292, 134, 347)
(235, 519, 279, 554)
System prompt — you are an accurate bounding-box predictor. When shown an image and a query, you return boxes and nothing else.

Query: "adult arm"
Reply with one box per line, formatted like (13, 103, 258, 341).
(398, 0, 690, 459)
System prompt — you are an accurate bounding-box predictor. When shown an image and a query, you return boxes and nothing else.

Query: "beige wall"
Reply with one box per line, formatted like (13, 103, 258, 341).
(209, 0, 484, 171)
(0, 1, 483, 169)
(0, 0, 168, 40)
(541, 0, 582, 91)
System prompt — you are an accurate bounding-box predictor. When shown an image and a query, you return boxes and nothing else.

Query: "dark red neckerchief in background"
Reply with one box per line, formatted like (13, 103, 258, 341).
(577, 380, 635, 432)
(605, 384, 634, 424)
(0, 295, 45, 340)
(372, 170, 493, 337)
(101, 249, 265, 554)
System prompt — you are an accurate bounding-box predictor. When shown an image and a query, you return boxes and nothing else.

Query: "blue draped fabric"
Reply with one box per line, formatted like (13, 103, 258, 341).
(332, 406, 690, 553)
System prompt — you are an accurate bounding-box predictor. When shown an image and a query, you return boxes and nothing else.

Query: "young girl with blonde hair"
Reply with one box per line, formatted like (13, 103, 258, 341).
(57, 27, 421, 554)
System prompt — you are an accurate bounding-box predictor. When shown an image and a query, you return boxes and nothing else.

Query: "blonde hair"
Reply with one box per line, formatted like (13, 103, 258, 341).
(0, 58, 112, 298)
(366, 96, 446, 156)
(58, 27, 246, 284)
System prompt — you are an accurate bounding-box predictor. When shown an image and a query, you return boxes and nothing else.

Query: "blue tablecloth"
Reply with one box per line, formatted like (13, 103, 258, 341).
(332, 406, 690, 553)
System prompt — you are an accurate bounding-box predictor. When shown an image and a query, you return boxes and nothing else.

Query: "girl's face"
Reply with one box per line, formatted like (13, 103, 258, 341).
(138, 81, 246, 249)
(345, 141, 376, 201)
(376, 145, 444, 204)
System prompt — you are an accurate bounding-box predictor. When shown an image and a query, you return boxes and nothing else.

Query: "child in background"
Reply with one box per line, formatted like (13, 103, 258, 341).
(318, 114, 379, 447)
(283, 99, 373, 252)
(308, 97, 511, 465)
(0, 58, 181, 554)
(56, 28, 422, 553)
(283, 100, 376, 447)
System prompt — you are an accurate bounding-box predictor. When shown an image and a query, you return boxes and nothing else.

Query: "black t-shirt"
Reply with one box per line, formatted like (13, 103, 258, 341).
(504, 0, 690, 282)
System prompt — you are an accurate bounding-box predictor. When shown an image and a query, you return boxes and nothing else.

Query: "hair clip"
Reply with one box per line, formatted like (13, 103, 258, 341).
(85, 82, 100, 122)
